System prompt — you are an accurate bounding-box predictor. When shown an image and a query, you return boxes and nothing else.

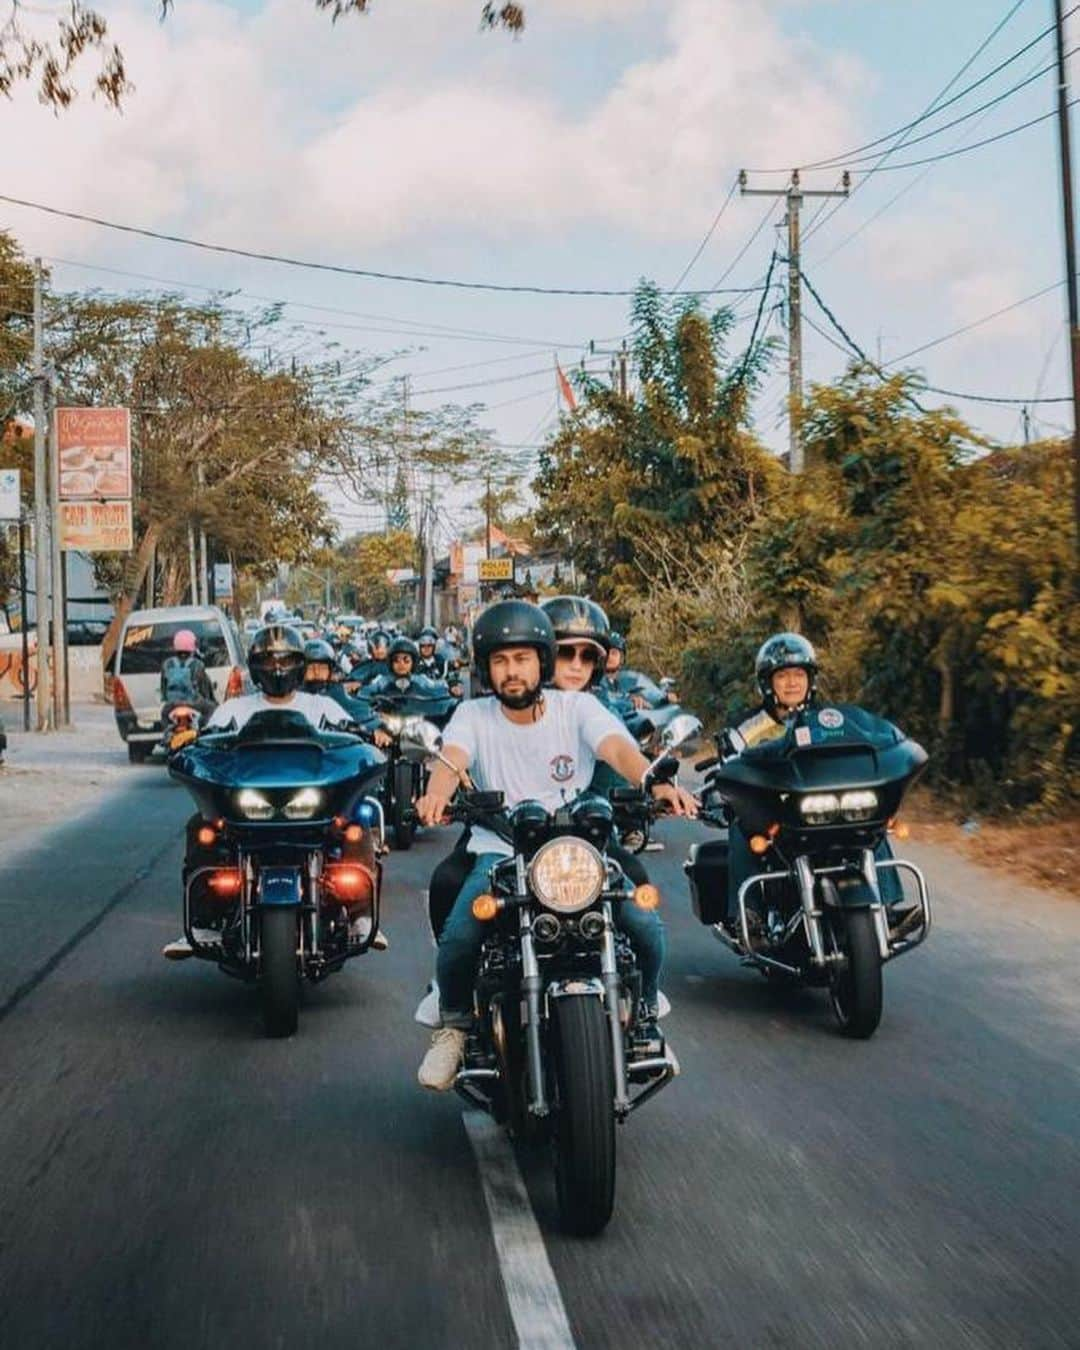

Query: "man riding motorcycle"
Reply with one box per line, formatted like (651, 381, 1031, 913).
(413, 600, 696, 1091)
(163, 625, 388, 958)
(365, 637, 444, 698)
(704, 632, 902, 928)
(345, 628, 392, 686)
(302, 638, 390, 748)
(416, 626, 464, 696)
(602, 631, 676, 711)
(160, 628, 217, 726)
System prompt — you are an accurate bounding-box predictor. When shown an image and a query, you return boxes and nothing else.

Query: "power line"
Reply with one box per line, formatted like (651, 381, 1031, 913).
(0, 193, 764, 298)
(885, 281, 1065, 365)
(712, 199, 780, 289)
(669, 177, 739, 291)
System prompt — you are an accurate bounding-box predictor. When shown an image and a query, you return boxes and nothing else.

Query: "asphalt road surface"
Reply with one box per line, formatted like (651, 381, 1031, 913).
(1, 767, 1077, 1349)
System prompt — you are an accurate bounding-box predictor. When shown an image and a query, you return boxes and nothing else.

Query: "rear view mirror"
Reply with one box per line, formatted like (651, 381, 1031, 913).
(661, 714, 703, 756)
(399, 717, 443, 763)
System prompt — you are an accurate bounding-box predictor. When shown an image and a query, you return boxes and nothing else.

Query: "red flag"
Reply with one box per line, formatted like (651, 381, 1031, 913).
(556, 360, 577, 412)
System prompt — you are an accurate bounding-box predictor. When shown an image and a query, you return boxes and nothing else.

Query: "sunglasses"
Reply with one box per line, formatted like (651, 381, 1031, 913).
(556, 643, 601, 665)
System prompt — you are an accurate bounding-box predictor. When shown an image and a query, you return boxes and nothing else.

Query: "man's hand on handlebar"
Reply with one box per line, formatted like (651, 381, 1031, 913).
(415, 792, 453, 827)
(649, 781, 699, 818)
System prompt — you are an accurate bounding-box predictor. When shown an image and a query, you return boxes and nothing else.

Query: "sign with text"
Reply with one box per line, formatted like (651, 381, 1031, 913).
(213, 562, 234, 598)
(55, 406, 132, 500)
(0, 468, 20, 520)
(57, 499, 134, 552)
(478, 557, 514, 582)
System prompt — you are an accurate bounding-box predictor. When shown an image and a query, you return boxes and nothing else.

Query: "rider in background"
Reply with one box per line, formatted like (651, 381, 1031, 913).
(160, 629, 217, 725)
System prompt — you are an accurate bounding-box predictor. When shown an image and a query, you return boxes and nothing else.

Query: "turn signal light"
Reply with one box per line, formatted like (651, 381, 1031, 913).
(632, 884, 661, 911)
(472, 894, 500, 921)
(344, 824, 363, 844)
(207, 868, 243, 897)
(113, 677, 132, 713)
(196, 825, 217, 847)
(224, 666, 244, 700)
(894, 822, 910, 840)
(767, 823, 780, 839)
(749, 835, 770, 855)
(323, 865, 373, 902)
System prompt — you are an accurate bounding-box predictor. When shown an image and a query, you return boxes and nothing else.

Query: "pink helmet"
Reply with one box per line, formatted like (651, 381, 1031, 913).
(173, 629, 197, 654)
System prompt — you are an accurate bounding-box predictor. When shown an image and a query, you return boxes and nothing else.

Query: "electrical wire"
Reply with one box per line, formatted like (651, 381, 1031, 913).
(884, 281, 1065, 365)
(853, 99, 1079, 173)
(712, 200, 781, 290)
(669, 177, 740, 292)
(0, 193, 765, 298)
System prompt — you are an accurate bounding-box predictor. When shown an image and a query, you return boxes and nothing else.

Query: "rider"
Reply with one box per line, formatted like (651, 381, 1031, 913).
(160, 629, 217, 725)
(302, 638, 390, 747)
(346, 628, 392, 686)
(416, 627, 446, 678)
(413, 600, 696, 1091)
(164, 624, 388, 959)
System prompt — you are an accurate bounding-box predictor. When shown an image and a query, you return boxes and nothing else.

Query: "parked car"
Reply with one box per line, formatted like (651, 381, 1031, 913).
(112, 605, 248, 763)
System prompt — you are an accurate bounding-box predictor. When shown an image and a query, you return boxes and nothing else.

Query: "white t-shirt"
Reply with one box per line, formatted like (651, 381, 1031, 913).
(443, 688, 635, 856)
(204, 691, 353, 733)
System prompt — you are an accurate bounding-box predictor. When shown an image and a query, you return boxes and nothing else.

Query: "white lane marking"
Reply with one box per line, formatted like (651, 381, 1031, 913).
(462, 1109, 578, 1350)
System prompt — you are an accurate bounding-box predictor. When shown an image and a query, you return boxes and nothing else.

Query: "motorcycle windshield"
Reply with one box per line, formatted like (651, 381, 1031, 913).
(169, 709, 384, 822)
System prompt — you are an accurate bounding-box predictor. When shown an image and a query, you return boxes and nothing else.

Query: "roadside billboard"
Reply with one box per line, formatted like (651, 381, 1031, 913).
(55, 407, 132, 500)
(57, 500, 134, 552)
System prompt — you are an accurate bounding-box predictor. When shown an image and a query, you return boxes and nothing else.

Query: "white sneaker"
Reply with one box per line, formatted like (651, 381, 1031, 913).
(414, 983, 442, 1028)
(657, 990, 672, 1019)
(418, 1027, 466, 1091)
(162, 937, 193, 961)
(372, 929, 390, 952)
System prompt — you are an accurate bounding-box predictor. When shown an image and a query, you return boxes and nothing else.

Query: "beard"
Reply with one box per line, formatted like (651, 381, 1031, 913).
(494, 679, 541, 710)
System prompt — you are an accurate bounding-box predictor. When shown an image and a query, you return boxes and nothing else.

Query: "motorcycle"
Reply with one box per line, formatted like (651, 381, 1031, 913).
(402, 715, 698, 1236)
(372, 679, 460, 850)
(160, 702, 202, 756)
(169, 708, 387, 1037)
(687, 703, 931, 1039)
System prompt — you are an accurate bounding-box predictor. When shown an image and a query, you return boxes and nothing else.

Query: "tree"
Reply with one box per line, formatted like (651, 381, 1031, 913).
(327, 528, 416, 618)
(1, 1, 524, 111)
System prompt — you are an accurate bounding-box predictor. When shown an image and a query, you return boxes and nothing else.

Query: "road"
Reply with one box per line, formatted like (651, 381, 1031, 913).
(0, 764, 1077, 1349)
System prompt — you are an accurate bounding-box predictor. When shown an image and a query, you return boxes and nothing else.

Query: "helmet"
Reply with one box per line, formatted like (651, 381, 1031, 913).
(303, 638, 336, 690)
(608, 631, 627, 655)
(368, 628, 391, 655)
(417, 626, 439, 649)
(755, 632, 818, 711)
(248, 624, 306, 697)
(173, 629, 197, 655)
(388, 636, 419, 668)
(541, 596, 610, 688)
(472, 600, 555, 689)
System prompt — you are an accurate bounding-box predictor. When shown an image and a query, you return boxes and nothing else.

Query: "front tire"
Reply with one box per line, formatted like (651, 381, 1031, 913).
(260, 908, 299, 1038)
(391, 761, 416, 850)
(829, 909, 883, 1039)
(127, 741, 150, 764)
(551, 996, 615, 1236)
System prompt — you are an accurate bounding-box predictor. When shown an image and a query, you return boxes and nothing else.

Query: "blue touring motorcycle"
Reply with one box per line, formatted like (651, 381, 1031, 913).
(169, 709, 387, 1037)
(688, 704, 931, 1039)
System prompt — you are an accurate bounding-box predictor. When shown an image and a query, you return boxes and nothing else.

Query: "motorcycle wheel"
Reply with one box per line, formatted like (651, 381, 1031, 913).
(551, 995, 615, 1236)
(127, 741, 150, 764)
(260, 909, 300, 1039)
(828, 909, 883, 1039)
(391, 761, 416, 850)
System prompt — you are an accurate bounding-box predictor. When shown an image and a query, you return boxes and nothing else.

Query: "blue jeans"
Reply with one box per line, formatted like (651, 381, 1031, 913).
(437, 853, 666, 1027)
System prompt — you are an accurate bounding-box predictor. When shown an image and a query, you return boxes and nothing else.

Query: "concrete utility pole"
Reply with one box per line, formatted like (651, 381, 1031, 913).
(739, 170, 850, 472)
(32, 258, 51, 731)
(1052, 0, 1080, 554)
(196, 462, 208, 605)
(589, 339, 629, 398)
(47, 356, 67, 728)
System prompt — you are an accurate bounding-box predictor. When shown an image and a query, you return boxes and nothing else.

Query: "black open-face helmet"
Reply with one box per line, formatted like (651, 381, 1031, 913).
(472, 600, 556, 689)
(302, 638, 337, 690)
(755, 632, 818, 712)
(607, 631, 627, 655)
(541, 595, 610, 687)
(249, 625, 306, 697)
(368, 628, 391, 656)
(417, 626, 439, 651)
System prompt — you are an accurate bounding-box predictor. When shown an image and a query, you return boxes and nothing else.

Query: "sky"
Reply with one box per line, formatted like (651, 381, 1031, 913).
(1, 0, 1075, 542)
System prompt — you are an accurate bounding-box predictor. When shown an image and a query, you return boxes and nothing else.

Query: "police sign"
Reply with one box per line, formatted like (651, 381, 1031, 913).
(478, 558, 514, 582)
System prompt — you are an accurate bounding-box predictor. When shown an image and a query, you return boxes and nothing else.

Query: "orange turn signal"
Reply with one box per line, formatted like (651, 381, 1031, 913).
(632, 884, 661, 911)
(472, 894, 500, 922)
(767, 822, 781, 839)
(344, 824, 363, 844)
(207, 868, 243, 897)
(196, 825, 217, 847)
(749, 835, 770, 855)
(893, 822, 910, 840)
(323, 864, 374, 903)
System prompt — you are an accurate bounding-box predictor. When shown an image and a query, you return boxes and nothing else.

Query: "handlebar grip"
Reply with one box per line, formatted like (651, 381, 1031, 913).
(695, 755, 720, 772)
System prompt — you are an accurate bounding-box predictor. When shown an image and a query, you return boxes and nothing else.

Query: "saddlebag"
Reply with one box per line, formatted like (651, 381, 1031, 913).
(685, 838, 729, 926)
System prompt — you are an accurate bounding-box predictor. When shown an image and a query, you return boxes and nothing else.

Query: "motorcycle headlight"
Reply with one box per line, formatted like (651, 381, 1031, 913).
(236, 788, 274, 821)
(528, 837, 606, 914)
(799, 792, 841, 825)
(283, 787, 323, 820)
(840, 789, 879, 822)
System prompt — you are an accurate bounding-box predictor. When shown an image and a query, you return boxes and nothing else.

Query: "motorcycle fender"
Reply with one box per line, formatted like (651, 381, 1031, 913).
(820, 873, 876, 908)
(256, 867, 304, 907)
(546, 978, 605, 1001)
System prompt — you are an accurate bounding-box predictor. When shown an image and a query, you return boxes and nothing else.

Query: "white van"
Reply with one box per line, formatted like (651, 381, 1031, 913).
(113, 605, 248, 762)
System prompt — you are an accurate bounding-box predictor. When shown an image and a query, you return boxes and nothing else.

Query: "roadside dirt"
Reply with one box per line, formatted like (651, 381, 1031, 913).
(903, 791, 1080, 899)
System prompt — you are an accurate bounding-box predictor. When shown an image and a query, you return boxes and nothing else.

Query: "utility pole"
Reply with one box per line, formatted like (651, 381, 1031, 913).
(196, 462, 208, 605)
(589, 339, 629, 398)
(1053, 0, 1080, 554)
(32, 258, 51, 731)
(187, 521, 198, 604)
(739, 169, 850, 472)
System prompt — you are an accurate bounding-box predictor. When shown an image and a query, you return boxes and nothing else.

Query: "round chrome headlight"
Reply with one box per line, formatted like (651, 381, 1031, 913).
(236, 788, 274, 821)
(528, 837, 606, 914)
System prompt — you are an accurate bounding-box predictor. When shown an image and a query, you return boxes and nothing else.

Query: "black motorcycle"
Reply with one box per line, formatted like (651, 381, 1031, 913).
(687, 703, 931, 1038)
(372, 679, 460, 850)
(169, 709, 387, 1037)
(401, 717, 696, 1236)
